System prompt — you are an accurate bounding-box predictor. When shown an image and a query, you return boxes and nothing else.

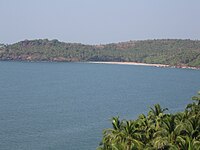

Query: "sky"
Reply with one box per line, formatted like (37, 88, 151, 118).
(0, 0, 200, 44)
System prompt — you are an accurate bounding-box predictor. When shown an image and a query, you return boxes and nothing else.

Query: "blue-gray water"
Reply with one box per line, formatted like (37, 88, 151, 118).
(0, 61, 200, 150)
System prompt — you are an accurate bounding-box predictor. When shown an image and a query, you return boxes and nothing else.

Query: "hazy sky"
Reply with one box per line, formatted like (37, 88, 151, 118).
(1, 0, 200, 44)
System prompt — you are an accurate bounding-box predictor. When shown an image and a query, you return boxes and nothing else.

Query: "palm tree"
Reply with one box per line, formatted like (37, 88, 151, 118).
(120, 120, 144, 150)
(149, 104, 168, 118)
(148, 104, 168, 131)
(98, 92, 200, 150)
(137, 114, 155, 144)
(99, 117, 145, 150)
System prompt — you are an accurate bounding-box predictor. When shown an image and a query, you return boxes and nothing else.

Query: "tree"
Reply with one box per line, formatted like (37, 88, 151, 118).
(98, 92, 200, 150)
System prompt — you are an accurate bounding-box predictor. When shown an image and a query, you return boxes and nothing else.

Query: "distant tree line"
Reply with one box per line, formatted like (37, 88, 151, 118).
(0, 39, 200, 67)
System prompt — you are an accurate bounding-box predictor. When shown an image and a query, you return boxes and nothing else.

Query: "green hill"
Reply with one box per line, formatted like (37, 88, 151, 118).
(0, 39, 200, 67)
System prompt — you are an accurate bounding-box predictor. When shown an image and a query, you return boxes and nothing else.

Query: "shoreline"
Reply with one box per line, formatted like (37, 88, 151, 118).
(87, 61, 199, 70)
(0, 60, 199, 70)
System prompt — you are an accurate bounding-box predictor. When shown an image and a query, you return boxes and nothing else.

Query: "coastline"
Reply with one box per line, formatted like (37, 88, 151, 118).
(87, 61, 199, 70)
(0, 59, 199, 70)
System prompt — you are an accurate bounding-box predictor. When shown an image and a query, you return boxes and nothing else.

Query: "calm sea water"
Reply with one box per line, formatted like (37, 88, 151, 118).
(0, 61, 200, 150)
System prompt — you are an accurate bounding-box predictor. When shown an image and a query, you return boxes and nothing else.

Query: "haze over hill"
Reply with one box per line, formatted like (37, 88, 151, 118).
(0, 39, 200, 68)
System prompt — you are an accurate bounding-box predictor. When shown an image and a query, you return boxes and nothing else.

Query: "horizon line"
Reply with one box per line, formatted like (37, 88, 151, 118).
(1, 38, 200, 45)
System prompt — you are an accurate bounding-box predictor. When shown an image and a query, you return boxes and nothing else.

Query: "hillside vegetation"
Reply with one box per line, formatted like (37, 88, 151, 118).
(98, 92, 200, 150)
(0, 39, 200, 67)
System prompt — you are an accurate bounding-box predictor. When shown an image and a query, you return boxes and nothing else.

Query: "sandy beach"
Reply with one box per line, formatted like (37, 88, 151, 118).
(87, 61, 199, 70)
(88, 61, 169, 67)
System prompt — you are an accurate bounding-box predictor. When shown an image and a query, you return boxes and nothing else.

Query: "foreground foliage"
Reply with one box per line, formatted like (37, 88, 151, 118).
(0, 39, 200, 67)
(98, 92, 200, 150)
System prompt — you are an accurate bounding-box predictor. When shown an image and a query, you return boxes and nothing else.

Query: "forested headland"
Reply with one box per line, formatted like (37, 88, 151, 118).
(98, 92, 200, 150)
(0, 39, 200, 68)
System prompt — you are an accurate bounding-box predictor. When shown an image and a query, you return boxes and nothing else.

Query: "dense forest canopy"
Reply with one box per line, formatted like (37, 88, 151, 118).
(0, 39, 200, 67)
